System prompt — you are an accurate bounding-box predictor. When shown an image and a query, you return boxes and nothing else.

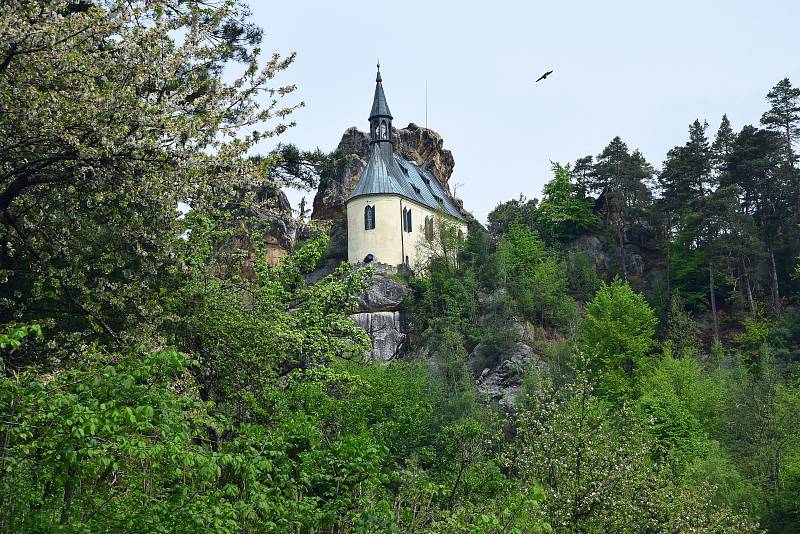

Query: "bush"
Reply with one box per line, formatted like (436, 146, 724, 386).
(579, 278, 658, 400)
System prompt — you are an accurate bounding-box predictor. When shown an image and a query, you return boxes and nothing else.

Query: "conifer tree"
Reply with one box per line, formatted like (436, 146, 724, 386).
(660, 120, 713, 214)
(659, 121, 725, 332)
(760, 78, 800, 172)
(571, 155, 594, 199)
(712, 114, 737, 175)
(591, 137, 654, 280)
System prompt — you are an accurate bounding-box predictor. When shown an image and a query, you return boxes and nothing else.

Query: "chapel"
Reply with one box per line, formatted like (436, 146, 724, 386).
(346, 66, 467, 269)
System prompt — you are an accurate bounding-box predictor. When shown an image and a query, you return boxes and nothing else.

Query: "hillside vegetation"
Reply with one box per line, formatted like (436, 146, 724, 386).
(1, 1, 799, 532)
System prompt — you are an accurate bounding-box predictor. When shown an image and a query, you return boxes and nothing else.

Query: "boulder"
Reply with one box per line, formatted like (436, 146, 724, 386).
(346, 274, 413, 362)
(358, 274, 410, 313)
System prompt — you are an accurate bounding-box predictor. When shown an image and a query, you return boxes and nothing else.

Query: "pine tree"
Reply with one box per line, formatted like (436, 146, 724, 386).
(591, 137, 654, 280)
(660, 120, 713, 213)
(571, 155, 594, 199)
(660, 121, 722, 334)
(760, 78, 800, 172)
(712, 114, 736, 175)
(727, 126, 786, 317)
(711, 115, 760, 316)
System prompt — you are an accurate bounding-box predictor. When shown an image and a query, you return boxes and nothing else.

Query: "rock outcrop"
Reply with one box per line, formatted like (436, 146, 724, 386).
(312, 124, 457, 221)
(351, 274, 411, 362)
(468, 341, 545, 411)
(350, 311, 408, 363)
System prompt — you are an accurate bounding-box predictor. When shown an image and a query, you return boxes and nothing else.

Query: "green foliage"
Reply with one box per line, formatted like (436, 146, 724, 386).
(517, 373, 759, 532)
(168, 218, 371, 420)
(565, 250, 601, 301)
(534, 162, 599, 243)
(0, 323, 41, 350)
(635, 351, 721, 468)
(735, 308, 776, 352)
(0, 348, 227, 532)
(3, 1, 800, 531)
(487, 195, 538, 239)
(664, 294, 702, 357)
(0, 0, 302, 345)
(495, 225, 577, 329)
(580, 278, 658, 399)
(407, 256, 480, 344)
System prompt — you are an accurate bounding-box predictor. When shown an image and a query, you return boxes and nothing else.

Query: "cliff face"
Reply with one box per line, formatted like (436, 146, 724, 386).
(311, 123, 458, 221)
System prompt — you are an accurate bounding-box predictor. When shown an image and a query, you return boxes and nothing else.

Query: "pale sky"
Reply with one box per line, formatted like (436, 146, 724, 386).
(249, 0, 800, 222)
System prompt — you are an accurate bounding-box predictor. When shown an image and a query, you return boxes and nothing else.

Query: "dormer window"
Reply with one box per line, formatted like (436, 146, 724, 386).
(411, 185, 421, 195)
(364, 205, 376, 230)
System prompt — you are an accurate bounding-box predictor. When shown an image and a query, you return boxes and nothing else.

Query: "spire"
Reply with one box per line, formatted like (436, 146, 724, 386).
(369, 63, 392, 120)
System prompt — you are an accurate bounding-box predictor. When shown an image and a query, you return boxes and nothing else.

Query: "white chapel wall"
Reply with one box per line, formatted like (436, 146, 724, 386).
(347, 195, 467, 270)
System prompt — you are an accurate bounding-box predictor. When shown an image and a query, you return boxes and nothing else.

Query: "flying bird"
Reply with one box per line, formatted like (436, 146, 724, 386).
(536, 70, 554, 82)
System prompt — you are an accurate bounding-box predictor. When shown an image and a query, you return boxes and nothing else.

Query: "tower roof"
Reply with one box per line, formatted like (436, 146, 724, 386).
(369, 64, 392, 119)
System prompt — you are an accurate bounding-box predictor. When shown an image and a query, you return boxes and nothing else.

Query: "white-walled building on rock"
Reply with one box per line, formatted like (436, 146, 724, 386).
(346, 66, 467, 270)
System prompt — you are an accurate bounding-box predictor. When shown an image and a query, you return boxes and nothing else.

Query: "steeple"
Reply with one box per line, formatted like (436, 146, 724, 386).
(369, 63, 393, 155)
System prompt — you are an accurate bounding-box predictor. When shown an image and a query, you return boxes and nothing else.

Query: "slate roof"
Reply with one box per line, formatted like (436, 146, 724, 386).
(370, 67, 392, 119)
(348, 149, 464, 220)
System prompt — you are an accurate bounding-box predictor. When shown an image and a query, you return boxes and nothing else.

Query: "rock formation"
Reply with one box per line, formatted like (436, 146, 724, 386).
(350, 274, 411, 362)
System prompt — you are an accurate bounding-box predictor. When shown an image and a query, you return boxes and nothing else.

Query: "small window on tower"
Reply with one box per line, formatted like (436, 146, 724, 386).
(364, 205, 375, 230)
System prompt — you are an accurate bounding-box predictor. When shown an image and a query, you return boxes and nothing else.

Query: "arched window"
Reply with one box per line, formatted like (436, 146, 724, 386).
(364, 205, 375, 230)
(403, 207, 412, 233)
(424, 216, 434, 241)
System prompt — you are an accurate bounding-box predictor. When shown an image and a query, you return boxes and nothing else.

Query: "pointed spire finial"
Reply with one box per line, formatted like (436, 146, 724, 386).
(369, 62, 392, 121)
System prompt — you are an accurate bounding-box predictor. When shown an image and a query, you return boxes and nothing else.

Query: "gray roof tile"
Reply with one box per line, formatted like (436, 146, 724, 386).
(348, 149, 464, 220)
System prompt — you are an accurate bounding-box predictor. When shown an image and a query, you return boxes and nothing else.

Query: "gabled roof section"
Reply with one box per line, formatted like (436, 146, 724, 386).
(394, 158, 463, 219)
(348, 149, 464, 220)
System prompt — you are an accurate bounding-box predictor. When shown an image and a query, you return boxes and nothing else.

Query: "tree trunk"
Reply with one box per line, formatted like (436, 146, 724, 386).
(60, 468, 75, 525)
(665, 215, 672, 295)
(768, 246, 781, 318)
(618, 224, 627, 281)
(739, 256, 755, 317)
(709, 262, 720, 341)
